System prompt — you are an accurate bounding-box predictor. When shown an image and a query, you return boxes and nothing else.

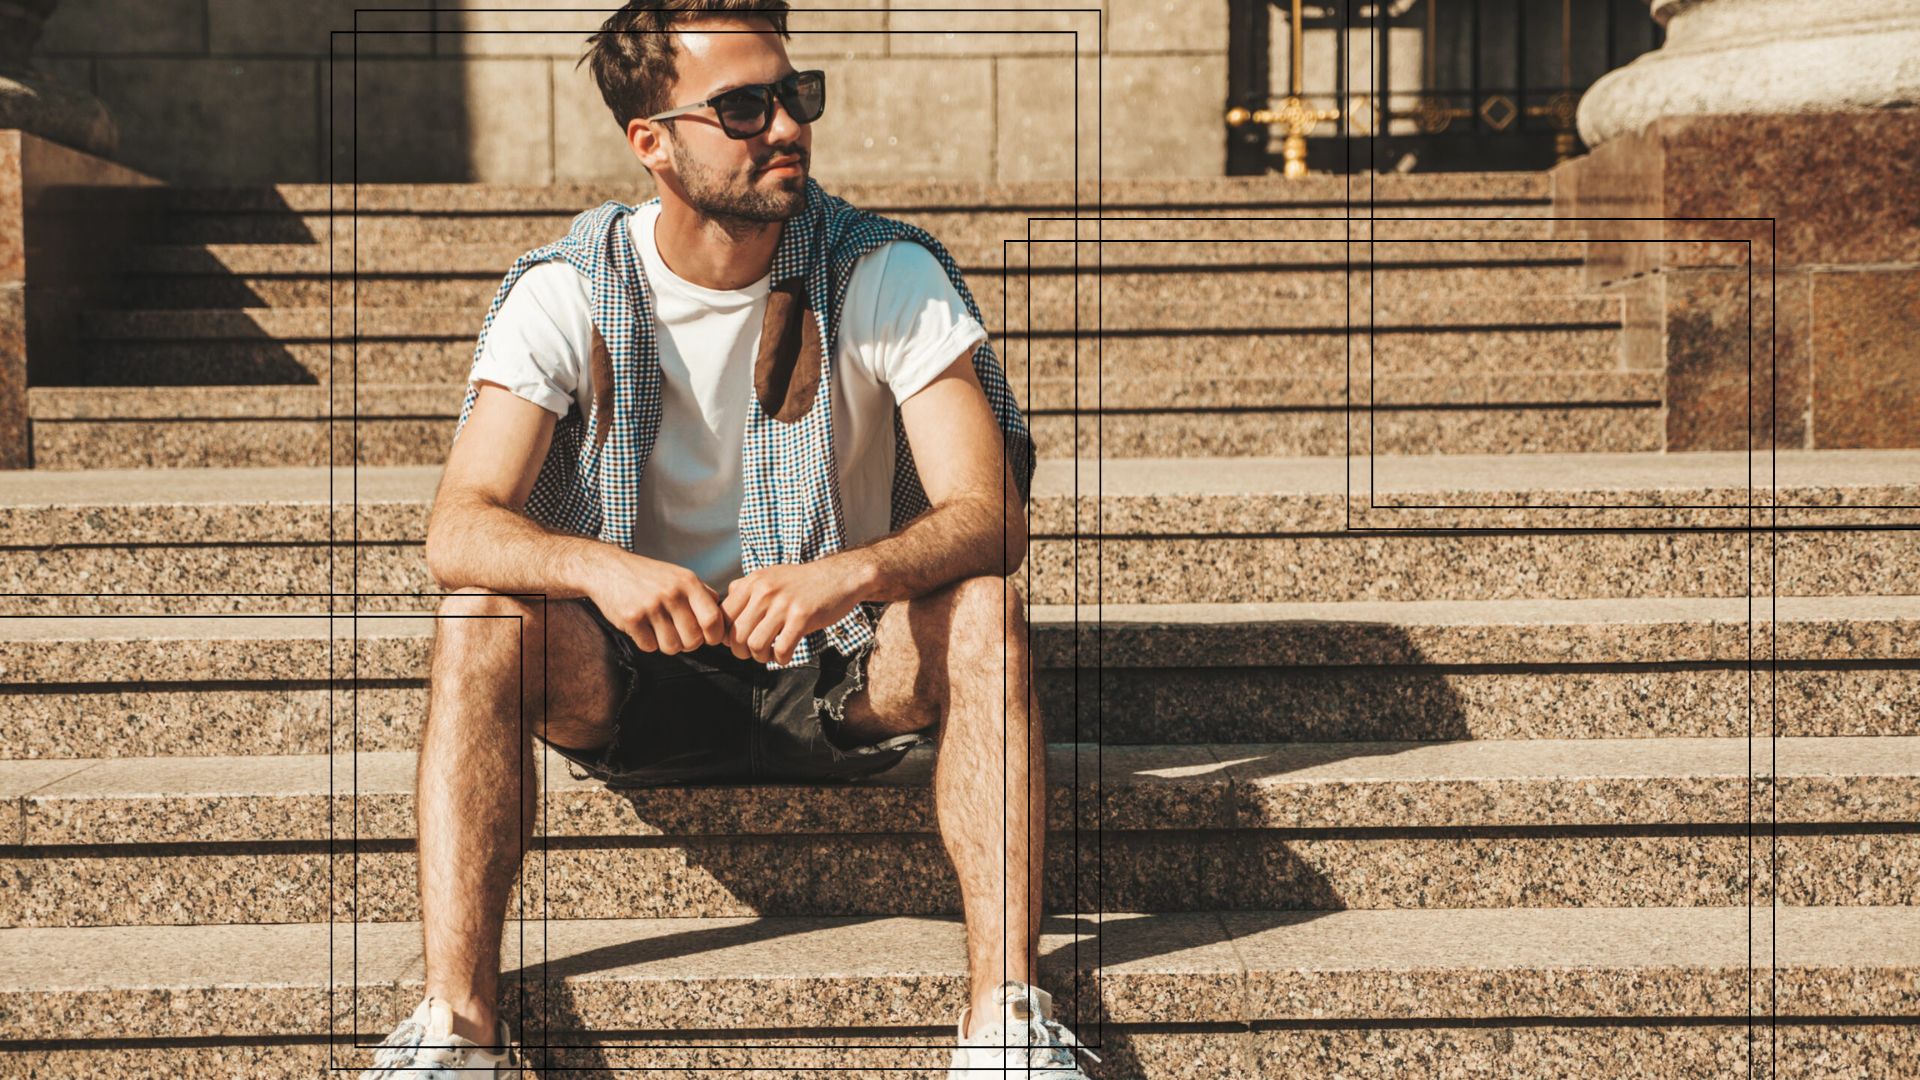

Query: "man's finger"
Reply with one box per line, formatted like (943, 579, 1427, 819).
(625, 616, 659, 653)
(689, 588, 728, 646)
(747, 614, 780, 663)
(666, 597, 705, 653)
(733, 592, 770, 650)
(772, 618, 803, 666)
(647, 611, 684, 655)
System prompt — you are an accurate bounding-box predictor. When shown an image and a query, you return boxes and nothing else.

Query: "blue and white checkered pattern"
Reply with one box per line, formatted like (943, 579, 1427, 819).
(452, 176, 1036, 670)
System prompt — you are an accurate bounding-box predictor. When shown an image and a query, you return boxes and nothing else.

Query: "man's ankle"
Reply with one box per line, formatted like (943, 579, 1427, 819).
(437, 995, 500, 1049)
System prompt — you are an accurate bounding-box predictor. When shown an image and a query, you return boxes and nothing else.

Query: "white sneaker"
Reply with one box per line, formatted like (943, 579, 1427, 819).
(948, 980, 1100, 1078)
(358, 994, 528, 1078)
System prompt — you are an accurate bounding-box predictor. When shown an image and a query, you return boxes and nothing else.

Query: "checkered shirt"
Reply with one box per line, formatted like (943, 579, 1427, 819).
(451, 176, 1036, 670)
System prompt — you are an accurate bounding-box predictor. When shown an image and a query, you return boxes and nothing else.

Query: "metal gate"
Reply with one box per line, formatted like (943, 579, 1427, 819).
(1226, 0, 1665, 175)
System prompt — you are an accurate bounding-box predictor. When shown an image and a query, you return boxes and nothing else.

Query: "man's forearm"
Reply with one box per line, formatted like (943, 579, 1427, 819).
(830, 495, 1028, 605)
(424, 494, 620, 600)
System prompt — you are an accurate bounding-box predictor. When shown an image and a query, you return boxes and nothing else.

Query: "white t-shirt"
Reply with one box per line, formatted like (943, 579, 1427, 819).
(470, 201, 988, 594)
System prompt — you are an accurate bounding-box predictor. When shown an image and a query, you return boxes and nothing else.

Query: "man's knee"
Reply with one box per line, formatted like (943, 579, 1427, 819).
(430, 588, 551, 724)
(433, 587, 543, 660)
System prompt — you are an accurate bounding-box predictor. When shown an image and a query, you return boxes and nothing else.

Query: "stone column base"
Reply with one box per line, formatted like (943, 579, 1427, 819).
(0, 70, 116, 161)
(1553, 109, 1920, 451)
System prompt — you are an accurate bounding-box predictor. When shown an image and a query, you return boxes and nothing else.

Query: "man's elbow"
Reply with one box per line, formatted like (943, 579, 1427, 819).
(993, 504, 1030, 576)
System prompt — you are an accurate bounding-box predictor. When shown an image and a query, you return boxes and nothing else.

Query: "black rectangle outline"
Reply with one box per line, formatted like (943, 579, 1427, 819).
(331, 5, 1109, 1069)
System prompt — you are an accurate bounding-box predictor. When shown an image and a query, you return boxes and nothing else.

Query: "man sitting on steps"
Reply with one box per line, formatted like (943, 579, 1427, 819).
(358, 2, 1096, 1078)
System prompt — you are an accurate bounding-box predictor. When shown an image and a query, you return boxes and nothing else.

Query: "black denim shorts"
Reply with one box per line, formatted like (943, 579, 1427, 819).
(539, 597, 934, 787)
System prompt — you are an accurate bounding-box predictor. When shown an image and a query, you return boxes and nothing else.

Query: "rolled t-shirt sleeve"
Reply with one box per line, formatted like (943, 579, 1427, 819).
(842, 240, 990, 407)
(467, 260, 588, 419)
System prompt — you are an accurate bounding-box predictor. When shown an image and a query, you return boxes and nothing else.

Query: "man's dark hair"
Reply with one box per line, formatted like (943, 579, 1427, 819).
(578, 1, 795, 134)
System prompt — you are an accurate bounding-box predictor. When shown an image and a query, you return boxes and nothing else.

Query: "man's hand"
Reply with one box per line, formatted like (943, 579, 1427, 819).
(722, 560, 866, 665)
(593, 554, 730, 655)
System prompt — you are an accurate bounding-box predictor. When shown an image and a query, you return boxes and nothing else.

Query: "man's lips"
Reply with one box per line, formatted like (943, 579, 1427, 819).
(760, 157, 803, 173)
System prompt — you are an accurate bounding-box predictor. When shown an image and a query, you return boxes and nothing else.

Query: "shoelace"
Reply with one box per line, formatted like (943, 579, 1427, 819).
(985, 1014, 1102, 1072)
(369, 1017, 503, 1072)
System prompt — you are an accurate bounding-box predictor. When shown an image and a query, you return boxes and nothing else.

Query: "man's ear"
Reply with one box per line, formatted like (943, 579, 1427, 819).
(629, 117, 669, 172)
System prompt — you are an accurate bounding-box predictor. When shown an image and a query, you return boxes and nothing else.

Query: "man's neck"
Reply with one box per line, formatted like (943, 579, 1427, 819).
(652, 201, 782, 291)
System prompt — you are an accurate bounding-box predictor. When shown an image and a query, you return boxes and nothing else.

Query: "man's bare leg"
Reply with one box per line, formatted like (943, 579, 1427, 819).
(416, 588, 622, 1047)
(833, 575, 1046, 1037)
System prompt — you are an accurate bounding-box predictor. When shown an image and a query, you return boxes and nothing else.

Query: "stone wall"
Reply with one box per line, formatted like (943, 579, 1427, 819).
(33, 0, 1226, 187)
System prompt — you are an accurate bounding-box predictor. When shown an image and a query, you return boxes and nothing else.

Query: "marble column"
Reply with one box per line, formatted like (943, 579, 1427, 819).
(1553, 0, 1920, 451)
(1578, 0, 1920, 149)
(0, 0, 117, 158)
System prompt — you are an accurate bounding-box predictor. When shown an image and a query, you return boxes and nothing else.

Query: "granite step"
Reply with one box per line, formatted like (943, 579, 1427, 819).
(19, 738, 1908, 846)
(140, 174, 1555, 248)
(3, 596, 1916, 759)
(125, 238, 1589, 276)
(152, 174, 1555, 214)
(2, 738, 1914, 927)
(71, 324, 1625, 388)
(0, 907, 1912, 1078)
(67, 292, 1621, 344)
(149, 207, 1568, 247)
(114, 248, 1586, 310)
(24, 372, 1665, 467)
(0, 451, 1911, 612)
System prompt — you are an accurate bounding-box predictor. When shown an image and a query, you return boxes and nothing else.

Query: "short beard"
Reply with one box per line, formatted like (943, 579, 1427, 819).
(666, 128, 807, 237)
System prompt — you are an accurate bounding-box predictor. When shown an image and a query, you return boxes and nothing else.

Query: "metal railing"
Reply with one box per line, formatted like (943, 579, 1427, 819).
(1226, 0, 1664, 175)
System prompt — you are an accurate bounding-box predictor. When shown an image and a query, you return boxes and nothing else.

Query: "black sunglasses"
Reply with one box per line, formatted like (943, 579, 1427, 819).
(646, 69, 826, 140)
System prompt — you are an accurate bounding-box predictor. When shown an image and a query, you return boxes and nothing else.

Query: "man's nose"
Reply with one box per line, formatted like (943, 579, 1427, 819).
(764, 93, 806, 142)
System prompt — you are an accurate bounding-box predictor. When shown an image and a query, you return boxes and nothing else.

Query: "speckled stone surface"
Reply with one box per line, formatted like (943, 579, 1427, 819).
(30, 393, 1674, 468)
(1776, 832, 1920, 907)
(5, 596, 1913, 675)
(153, 173, 1553, 216)
(5, 597, 1916, 760)
(1031, 405, 1662, 458)
(30, 417, 453, 469)
(80, 325, 1628, 389)
(13, 738, 1913, 848)
(117, 259, 1591, 313)
(6, 451, 1916, 544)
(1811, 270, 1920, 451)
(5, 905, 1912, 1042)
(6, 523, 1910, 615)
(153, 207, 1564, 250)
(162, 236, 1581, 276)
(4, 828, 1825, 928)
(1003, 293, 1620, 336)
(1011, 327, 1625, 384)
(5, 1020, 1915, 1078)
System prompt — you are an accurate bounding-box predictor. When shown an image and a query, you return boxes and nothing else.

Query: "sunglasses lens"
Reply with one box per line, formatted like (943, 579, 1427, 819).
(783, 71, 826, 124)
(714, 89, 773, 137)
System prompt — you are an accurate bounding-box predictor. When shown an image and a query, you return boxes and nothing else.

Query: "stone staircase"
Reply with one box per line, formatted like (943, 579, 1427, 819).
(1, 174, 1916, 1077)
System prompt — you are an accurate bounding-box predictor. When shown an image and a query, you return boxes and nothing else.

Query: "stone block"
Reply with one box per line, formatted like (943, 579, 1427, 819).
(1810, 269, 1920, 450)
(28, 58, 93, 96)
(208, 0, 431, 57)
(430, 1, 608, 59)
(805, 57, 993, 185)
(781, 0, 888, 59)
(890, 0, 1103, 56)
(431, 1, 883, 60)
(1108, 0, 1230, 54)
(1660, 265, 1811, 452)
(37, 0, 205, 55)
(326, 58, 553, 184)
(95, 58, 316, 185)
(553, 58, 645, 184)
(1553, 109, 1920, 273)
(997, 53, 1225, 183)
